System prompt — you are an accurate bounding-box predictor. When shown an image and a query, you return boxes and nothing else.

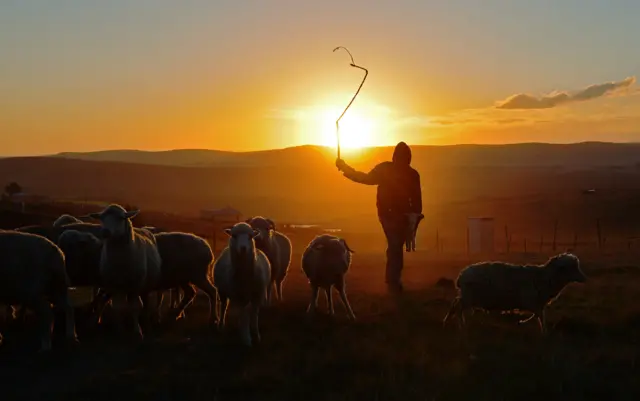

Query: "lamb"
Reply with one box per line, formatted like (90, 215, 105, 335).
(405, 213, 424, 252)
(301, 234, 356, 320)
(245, 216, 292, 304)
(57, 229, 103, 288)
(213, 222, 271, 346)
(88, 204, 162, 340)
(442, 252, 587, 334)
(0, 231, 78, 351)
(53, 214, 83, 228)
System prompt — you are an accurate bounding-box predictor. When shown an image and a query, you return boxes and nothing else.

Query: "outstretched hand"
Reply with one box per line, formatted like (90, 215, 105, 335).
(335, 158, 347, 171)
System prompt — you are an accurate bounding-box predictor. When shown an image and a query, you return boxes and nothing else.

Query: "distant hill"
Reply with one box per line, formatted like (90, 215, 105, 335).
(4, 141, 640, 239)
(50, 142, 640, 169)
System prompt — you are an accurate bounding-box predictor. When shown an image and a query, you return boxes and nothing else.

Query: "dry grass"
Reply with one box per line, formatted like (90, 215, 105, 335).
(2, 246, 640, 401)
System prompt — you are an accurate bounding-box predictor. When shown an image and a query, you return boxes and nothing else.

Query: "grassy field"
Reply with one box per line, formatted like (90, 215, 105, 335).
(2, 243, 640, 400)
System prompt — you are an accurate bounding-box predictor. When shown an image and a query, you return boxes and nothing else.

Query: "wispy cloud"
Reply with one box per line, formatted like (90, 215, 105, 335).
(496, 76, 636, 109)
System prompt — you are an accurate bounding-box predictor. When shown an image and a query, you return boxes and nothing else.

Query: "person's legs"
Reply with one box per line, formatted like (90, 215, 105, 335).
(380, 215, 407, 292)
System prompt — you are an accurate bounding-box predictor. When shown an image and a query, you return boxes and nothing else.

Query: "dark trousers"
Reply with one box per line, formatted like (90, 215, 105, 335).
(379, 214, 408, 287)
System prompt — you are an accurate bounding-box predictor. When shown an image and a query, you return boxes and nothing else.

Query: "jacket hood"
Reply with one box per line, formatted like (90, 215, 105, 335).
(392, 141, 411, 165)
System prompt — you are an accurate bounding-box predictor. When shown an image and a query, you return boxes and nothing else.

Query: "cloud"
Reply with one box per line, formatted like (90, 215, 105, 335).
(496, 76, 636, 110)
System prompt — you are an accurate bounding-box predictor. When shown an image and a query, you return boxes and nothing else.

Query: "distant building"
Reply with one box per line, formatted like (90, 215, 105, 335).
(467, 217, 495, 254)
(200, 206, 242, 222)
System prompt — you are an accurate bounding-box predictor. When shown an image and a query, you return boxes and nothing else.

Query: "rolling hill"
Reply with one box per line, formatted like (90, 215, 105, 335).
(3, 142, 640, 246)
(49, 142, 640, 169)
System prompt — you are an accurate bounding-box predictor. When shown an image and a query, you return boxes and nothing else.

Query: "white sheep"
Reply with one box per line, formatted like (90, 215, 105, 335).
(53, 214, 83, 228)
(246, 216, 291, 304)
(301, 234, 356, 320)
(88, 204, 162, 340)
(0, 230, 78, 351)
(405, 213, 424, 252)
(442, 252, 587, 334)
(213, 222, 271, 346)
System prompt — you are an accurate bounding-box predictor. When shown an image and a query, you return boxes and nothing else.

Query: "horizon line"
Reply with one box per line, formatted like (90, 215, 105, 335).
(3, 140, 640, 159)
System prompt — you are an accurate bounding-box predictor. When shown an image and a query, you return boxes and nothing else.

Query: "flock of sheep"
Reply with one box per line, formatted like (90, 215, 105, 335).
(0, 204, 587, 353)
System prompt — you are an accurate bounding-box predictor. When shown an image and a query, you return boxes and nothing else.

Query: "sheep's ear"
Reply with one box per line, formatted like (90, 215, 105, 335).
(124, 210, 139, 219)
(224, 228, 232, 236)
(266, 219, 276, 231)
(252, 229, 261, 238)
(245, 217, 252, 224)
(341, 239, 355, 253)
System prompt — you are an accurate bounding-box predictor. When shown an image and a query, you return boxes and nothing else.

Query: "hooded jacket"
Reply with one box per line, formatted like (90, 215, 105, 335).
(341, 142, 422, 219)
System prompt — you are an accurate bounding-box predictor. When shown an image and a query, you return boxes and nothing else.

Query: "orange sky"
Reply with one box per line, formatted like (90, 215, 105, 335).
(1, 2, 640, 156)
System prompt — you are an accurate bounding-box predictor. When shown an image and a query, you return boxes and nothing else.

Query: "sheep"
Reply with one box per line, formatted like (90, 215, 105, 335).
(57, 229, 103, 288)
(0, 231, 78, 351)
(139, 227, 183, 308)
(301, 234, 356, 320)
(405, 213, 424, 252)
(150, 232, 217, 323)
(53, 214, 82, 228)
(87, 204, 162, 340)
(442, 252, 587, 334)
(213, 222, 271, 346)
(245, 216, 291, 304)
(16, 222, 103, 244)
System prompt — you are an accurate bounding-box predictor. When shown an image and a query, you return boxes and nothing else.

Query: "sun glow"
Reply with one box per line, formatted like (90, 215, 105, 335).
(310, 106, 382, 150)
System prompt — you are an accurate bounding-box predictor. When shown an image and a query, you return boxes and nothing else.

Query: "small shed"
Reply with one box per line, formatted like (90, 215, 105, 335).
(467, 217, 495, 254)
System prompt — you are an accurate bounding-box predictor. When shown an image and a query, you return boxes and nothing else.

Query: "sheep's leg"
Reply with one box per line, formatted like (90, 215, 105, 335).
(336, 279, 356, 321)
(266, 280, 275, 306)
(238, 304, 251, 346)
(109, 293, 127, 336)
(218, 295, 229, 330)
(92, 291, 112, 326)
(519, 313, 537, 324)
(276, 280, 284, 302)
(126, 293, 144, 340)
(536, 309, 548, 335)
(174, 284, 196, 320)
(6, 305, 16, 321)
(194, 278, 219, 325)
(249, 302, 261, 345)
(53, 292, 78, 344)
(31, 300, 54, 352)
(442, 297, 460, 327)
(325, 287, 334, 315)
(307, 284, 320, 315)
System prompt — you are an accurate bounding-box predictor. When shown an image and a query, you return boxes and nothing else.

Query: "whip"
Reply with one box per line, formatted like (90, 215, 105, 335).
(333, 46, 368, 160)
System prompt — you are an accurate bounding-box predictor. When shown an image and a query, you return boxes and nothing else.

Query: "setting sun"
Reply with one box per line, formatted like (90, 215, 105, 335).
(293, 97, 395, 151)
(317, 107, 377, 149)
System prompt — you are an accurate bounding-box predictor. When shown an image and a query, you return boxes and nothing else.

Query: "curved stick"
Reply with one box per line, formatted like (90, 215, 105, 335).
(333, 46, 369, 160)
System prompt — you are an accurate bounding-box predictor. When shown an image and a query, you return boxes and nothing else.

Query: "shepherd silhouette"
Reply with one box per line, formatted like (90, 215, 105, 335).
(336, 141, 422, 293)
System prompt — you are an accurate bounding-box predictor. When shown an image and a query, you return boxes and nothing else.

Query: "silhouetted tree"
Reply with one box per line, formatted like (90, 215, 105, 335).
(4, 182, 22, 199)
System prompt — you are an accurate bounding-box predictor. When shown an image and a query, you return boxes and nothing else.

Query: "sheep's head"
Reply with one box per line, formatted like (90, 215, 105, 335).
(312, 236, 355, 267)
(87, 204, 138, 240)
(546, 252, 586, 284)
(245, 216, 274, 249)
(225, 222, 260, 258)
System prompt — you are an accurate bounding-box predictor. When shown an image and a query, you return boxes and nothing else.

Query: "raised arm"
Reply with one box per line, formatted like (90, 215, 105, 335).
(410, 169, 422, 214)
(337, 159, 384, 186)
